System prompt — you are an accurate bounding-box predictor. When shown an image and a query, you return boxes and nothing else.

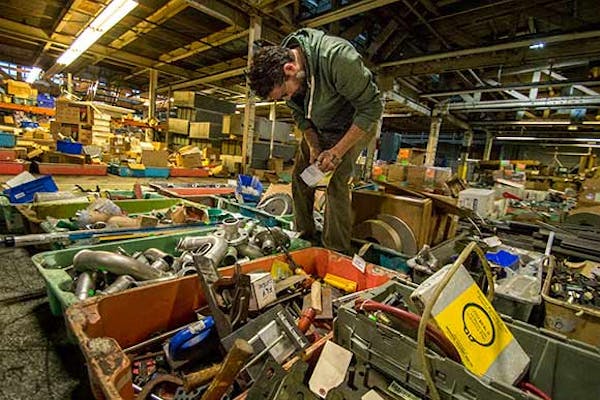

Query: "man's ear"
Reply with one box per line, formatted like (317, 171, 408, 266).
(283, 62, 296, 76)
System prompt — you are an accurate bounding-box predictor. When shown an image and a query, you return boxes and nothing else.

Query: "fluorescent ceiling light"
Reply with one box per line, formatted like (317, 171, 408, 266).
(496, 136, 600, 142)
(57, 0, 137, 66)
(25, 67, 42, 83)
(529, 43, 545, 50)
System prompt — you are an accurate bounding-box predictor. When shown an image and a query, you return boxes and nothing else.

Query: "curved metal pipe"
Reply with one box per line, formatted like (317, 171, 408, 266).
(236, 243, 264, 260)
(177, 236, 227, 266)
(223, 246, 238, 266)
(143, 248, 174, 266)
(73, 250, 164, 281)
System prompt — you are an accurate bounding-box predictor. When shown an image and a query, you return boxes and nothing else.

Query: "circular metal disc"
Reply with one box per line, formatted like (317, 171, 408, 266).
(353, 219, 403, 251)
(257, 193, 294, 216)
(377, 214, 418, 256)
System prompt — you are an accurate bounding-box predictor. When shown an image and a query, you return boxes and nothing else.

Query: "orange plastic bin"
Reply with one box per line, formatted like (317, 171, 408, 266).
(65, 247, 398, 399)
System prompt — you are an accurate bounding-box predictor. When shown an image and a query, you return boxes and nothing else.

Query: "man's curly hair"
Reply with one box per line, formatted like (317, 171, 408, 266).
(248, 46, 293, 99)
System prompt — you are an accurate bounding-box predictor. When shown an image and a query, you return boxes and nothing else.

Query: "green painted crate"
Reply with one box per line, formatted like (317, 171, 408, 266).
(32, 228, 310, 316)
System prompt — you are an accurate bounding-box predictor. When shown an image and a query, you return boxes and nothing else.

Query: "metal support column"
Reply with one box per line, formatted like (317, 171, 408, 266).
(363, 111, 383, 180)
(483, 131, 493, 161)
(458, 129, 473, 180)
(425, 109, 443, 166)
(147, 69, 158, 142)
(242, 16, 262, 173)
(67, 73, 73, 94)
(269, 102, 276, 159)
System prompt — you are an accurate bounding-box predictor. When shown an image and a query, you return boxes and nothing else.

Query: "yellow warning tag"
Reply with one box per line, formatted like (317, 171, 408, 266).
(434, 283, 514, 376)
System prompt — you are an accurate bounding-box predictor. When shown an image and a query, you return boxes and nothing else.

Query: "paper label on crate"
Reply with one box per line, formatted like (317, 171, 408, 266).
(352, 254, 367, 273)
(434, 283, 514, 377)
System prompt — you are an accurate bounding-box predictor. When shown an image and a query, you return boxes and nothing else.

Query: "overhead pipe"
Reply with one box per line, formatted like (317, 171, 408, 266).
(73, 250, 164, 281)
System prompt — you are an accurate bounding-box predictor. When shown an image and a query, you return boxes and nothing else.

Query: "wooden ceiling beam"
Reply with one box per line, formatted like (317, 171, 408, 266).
(302, 0, 401, 28)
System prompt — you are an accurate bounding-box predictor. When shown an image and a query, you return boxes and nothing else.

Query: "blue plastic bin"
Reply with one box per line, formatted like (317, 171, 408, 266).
(0, 132, 16, 148)
(37, 93, 55, 108)
(236, 175, 263, 203)
(3, 175, 58, 203)
(57, 140, 83, 155)
(20, 121, 39, 129)
(144, 167, 170, 178)
(486, 249, 520, 269)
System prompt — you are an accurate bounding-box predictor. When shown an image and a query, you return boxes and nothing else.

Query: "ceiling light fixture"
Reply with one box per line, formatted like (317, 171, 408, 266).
(529, 42, 545, 50)
(56, 0, 138, 67)
(25, 67, 42, 83)
(496, 136, 600, 142)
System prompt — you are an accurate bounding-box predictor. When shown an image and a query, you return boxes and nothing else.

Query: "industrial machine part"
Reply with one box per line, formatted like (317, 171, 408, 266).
(377, 214, 418, 256)
(100, 275, 135, 295)
(252, 226, 290, 254)
(353, 219, 403, 252)
(177, 236, 228, 267)
(236, 243, 264, 260)
(73, 249, 164, 281)
(74, 271, 96, 300)
(143, 248, 175, 266)
(221, 305, 309, 380)
(193, 255, 251, 338)
(257, 193, 294, 216)
(247, 359, 315, 400)
(213, 217, 249, 247)
(223, 246, 238, 266)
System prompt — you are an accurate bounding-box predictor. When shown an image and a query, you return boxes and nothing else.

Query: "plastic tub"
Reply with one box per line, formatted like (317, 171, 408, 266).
(57, 140, 83, 155)
(64, 247, 397, 399)
(0, 132, 16, 148)
(336, 279, 600, 400)
(3, 175, 58, 203)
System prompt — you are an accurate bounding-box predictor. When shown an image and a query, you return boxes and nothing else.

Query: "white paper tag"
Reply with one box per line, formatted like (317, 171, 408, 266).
(352, 254, 367, 273)
(483, 236, 502, 248)
(300, 164, 325, 187)
(362, 390, 385, 400)
(309, 341, 353, 398)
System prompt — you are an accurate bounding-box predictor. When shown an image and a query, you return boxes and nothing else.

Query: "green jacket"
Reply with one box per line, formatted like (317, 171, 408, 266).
(281, 28, 382, 147)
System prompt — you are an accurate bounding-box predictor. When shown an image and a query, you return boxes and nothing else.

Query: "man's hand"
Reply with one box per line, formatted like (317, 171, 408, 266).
(317, 149, 342, 172)
(309, 145, 321, 164)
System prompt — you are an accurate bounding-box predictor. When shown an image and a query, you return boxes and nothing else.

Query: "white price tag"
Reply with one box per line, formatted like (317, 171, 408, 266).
(352, 254, 367, 273)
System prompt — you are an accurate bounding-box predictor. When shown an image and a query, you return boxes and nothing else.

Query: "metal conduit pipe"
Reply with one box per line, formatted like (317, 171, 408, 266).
(100, 275, 135, 295)
(177, 236, 228, 266)
(73, 250, 164, 281)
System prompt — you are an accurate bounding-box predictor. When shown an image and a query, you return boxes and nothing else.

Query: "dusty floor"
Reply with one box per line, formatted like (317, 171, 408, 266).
(0, 174, 232, 399)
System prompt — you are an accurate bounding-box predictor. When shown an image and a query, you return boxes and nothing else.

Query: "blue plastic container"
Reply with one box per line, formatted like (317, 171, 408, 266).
(236, 175, 263, 203)
(0, 132, 16, 148)
(486, 250, 520, 269)
(57, 140, 83, 155)
(37, 93, 55, 108)
(20, 121, 39, 129)
(3, 175, 58, 203)
(144, 167, 170, 178)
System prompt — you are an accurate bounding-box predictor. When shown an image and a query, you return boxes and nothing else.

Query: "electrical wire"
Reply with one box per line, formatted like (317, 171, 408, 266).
(519, 381, 552, 400)
(416, 241, 494, 400)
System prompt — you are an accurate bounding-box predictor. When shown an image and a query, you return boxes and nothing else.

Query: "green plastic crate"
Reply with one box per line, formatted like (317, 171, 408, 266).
(32, 228, 310, 316)
(335, 279, 600, 400)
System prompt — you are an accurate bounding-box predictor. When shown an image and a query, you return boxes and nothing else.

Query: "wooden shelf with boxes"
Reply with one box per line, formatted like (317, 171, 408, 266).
(0, 101, 55, 116)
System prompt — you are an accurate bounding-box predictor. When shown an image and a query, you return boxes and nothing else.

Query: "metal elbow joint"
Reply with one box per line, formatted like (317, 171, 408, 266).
(73, 249, 164, 281)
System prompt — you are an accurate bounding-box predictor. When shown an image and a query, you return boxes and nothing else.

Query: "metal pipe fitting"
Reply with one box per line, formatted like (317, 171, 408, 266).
(73, 249, 164, 281)
(236, 243, 264, 260)
(222, 217, 240, 241)
(150, 258, 171, 273)
(100, 275, 135, 295)
(177, 236, 228, 266)
(177, 266, 198, 276)
(74, 271, 96, 300)
(223, 246, 238, 266)
(143, 248, 174, 266)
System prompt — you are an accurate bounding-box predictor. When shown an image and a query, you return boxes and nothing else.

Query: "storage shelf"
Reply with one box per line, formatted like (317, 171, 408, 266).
(0, 102, 55, 116)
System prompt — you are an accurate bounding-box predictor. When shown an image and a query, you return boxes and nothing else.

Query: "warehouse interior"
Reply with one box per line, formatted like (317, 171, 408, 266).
(1, 0, 600, 399)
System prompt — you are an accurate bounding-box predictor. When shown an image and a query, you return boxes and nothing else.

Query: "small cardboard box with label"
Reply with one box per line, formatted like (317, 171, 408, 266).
(248, 272, 276, 310)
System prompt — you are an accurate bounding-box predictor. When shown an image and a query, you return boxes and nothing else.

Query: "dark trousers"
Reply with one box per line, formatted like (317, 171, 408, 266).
(292, 140, 364, 253)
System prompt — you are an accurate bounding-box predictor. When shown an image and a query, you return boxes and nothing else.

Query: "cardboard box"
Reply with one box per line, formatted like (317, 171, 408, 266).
(141, 150, 169, 168)
(189, 122, 211, 139)
(202, 147, 220, 163)
(56, 100, 83, 125)
(222, 114, 243, 135)
(7, 80, 31, 98)
(177, 146, 203, 168)
(169, 118, 189, 135)
(387, 163, 406, 182)
(267, 158, 284, 174)
(248, 272, 276, 310)
(458, 188, 495, 218)
(397, 148, 426, 165)
(173, 91, 196, 107)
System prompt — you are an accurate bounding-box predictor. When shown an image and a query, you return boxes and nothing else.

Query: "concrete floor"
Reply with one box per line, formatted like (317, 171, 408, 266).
(0, 174, 233, 399)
